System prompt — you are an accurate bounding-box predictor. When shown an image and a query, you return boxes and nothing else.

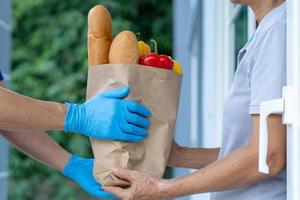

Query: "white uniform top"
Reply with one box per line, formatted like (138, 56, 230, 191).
(211, 2, 286, 200)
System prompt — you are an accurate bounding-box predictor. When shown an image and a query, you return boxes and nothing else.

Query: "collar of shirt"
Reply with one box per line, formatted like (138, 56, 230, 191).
(241, 2, 286, 53)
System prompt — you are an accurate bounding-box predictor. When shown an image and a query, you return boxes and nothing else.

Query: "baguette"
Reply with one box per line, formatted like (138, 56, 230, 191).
(88, 5, 112, 65)
(109, 30, 139, 64)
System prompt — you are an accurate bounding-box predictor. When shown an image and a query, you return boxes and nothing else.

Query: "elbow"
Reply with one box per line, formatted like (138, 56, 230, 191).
(247, 145, 285, 178)
(267, 149, 286, 177)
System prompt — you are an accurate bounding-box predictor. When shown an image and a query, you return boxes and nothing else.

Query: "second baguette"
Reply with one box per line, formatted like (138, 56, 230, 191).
(109, 31, 139, 64)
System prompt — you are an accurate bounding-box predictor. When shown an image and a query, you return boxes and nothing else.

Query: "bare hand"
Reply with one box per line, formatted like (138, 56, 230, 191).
(103, 167, 168, 200)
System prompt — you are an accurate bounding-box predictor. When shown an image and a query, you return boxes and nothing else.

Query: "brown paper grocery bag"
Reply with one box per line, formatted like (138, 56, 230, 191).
(86, 64, 182, 187)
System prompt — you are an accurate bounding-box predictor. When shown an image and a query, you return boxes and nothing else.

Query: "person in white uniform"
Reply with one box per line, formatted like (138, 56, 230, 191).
(103, 0, 288, 199)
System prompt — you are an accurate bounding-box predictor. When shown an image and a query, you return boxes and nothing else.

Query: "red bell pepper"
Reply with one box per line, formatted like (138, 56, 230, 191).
(138, 39, 174, 70)
(139, 53, 173, 69)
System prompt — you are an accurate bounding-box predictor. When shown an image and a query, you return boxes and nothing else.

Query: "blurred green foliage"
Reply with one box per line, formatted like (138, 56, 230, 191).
(10, 0, 172, 199)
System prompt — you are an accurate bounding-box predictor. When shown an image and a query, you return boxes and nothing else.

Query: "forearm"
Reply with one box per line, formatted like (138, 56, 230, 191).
(164, 146, 267, 198)
(1, 129, 71, 171)
(0, 87, 66, 130)
(168, 146, 220, 169)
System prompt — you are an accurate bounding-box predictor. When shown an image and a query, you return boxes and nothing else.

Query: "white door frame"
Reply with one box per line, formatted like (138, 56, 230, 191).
(287, 0, 300, 199)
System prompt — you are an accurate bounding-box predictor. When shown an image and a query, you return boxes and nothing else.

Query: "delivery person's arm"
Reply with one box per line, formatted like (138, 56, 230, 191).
(0, 81, 115, 198)
(1, 129, 70, 171)
(0, 86, 66, 130)
(168, 141, 220, 169)
(0, 129, 115, 198)
(103, 115, 286, 199)
(0, 83, 68, 169)
(0, 85, 151, 142)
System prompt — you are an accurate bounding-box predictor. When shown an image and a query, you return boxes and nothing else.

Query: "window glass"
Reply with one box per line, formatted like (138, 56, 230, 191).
(234, 6, 248, 69)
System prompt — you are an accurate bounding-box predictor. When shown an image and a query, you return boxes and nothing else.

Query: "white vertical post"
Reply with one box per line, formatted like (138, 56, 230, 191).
(190, 42, 199, 147)
(200, 0, 218, 150)
(287, 0, 300, 199)
(189, 0, 200, 148)
(214, 0, 232, 147)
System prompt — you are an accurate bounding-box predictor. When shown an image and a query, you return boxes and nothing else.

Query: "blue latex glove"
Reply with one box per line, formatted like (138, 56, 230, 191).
(63, 155, 116, 199)
(64, 86, 151, 142)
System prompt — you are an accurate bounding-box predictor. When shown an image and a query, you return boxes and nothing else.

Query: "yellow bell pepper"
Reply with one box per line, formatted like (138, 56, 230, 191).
(173, 60, 183, 75)
(138, 41, 151, 57)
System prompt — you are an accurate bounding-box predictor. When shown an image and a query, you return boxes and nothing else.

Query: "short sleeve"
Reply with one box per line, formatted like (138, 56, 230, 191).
(249, 22, 287, 114)
(0, 71, 3, 81)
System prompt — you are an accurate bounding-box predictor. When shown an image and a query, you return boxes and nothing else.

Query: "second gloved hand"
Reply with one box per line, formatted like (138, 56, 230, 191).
(63, 155, 116, 199)
(64, 86, 151, 142)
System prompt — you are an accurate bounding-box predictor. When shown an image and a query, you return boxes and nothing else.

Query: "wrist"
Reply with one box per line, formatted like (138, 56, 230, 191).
(58, 152, 72, 172)
(62, 154, 80, 178)
(45, 101, 67, 130)
(64, 103, 80, 133)
(158, 179, 178, 199)
(57, 103, 67, 129)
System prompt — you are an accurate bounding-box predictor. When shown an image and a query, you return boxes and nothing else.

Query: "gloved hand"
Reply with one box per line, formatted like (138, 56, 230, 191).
(63, 155, 116, 199)
(64, 86, 151, 142)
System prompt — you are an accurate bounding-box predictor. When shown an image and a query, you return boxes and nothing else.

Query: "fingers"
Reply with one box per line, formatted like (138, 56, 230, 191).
(126, 101, 151, 117)
(102, 186, 126, 199)
(88, 173, 118, 199)
(120, 122, 149, 137)
(125, 112, 150, 128)
(93, 190, 117, 199)
(112, 167, 137, 182)
(102, 86, 130, 99)
(119, 134, 143, 143)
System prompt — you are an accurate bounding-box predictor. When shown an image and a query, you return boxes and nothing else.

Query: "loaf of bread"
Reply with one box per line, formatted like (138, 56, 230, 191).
(88, 5, 112, 65)
(109, 31, 139, 64)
